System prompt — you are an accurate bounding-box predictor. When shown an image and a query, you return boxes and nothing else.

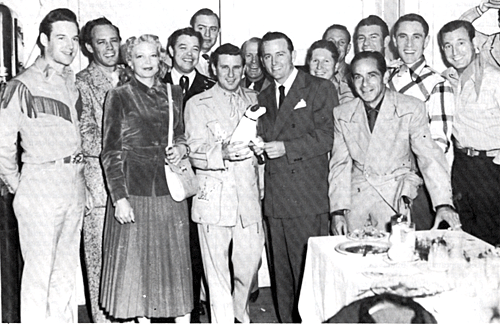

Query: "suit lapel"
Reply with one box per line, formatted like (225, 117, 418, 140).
(259, 83, 278, 135)
(163, 72, 173, 84)
(271, 71, 306, 139)
(342, 100, 371, 163)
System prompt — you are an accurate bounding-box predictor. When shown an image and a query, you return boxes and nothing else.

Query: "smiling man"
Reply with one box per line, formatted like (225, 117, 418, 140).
(184, 43, 264, 323)
(255, 31, 337, 323)
(190, 8, 220, 78)
(0, 8, 85, 322)
(161, 27, 215, 322)
(162, 27, 215, 105)
(322, 24, 352, 82)
(387, 13, 455, 230)
(240, 37, 271, 92)
(328, 51, 460, 239)
(353, 15, 390, 56)
(76, 17, 123, 323)
(439, 20, 500, 246)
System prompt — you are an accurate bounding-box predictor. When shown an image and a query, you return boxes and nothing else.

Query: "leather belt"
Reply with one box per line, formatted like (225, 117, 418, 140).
(455, 146, 490, 157)
(61, 153, 85, 164)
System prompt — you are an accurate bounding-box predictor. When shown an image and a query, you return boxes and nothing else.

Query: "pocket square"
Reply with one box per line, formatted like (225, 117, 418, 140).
(294, 99, 307, 110)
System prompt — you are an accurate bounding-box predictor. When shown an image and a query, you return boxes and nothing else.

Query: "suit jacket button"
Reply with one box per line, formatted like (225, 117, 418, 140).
(291, 169, 295, 174)
(292, 124, 296, 128)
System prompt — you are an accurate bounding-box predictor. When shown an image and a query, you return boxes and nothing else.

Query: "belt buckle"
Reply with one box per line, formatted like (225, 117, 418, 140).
(71, 153, 84, 164)
(465, 148, 478, 157)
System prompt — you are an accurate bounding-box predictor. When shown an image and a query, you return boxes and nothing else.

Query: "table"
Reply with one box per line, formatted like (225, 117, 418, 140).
(298, 230, 500, 323)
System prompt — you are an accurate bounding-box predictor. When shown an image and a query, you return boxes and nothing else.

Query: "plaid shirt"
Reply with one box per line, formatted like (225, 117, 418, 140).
(388, 57, 454, 165)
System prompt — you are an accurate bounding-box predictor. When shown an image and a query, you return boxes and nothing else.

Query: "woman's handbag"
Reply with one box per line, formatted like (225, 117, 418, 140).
(164, 83, 198, 202)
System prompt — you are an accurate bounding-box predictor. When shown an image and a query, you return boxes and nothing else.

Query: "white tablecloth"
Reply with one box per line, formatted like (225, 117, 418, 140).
(298, 230, 500, 323)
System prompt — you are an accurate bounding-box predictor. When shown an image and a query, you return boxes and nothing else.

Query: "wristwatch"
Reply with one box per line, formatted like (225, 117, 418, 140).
(182, 144, 191, 159)
(330, 209, 348, 217)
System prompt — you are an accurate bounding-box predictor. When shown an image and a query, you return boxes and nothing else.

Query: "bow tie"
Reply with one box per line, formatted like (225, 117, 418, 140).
(202, 53, 210, 61)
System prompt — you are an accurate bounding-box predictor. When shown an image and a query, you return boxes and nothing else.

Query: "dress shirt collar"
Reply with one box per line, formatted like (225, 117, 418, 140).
(89, 61, 124, 87)
(275, 67, 298, 93)
(391, 56, 426, 79)
(214, 82, 243, 101)
(34, 55, 74, 82)
(443, 54, 484, 96)
(170, 68, 197, 87)
(364, 94, 384, 113)
(201, 50, 212, 61)
(274, 67, 297, 107)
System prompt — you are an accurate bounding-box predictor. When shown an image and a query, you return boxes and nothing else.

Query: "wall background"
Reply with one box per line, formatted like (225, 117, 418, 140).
(1, 0, 499, 74)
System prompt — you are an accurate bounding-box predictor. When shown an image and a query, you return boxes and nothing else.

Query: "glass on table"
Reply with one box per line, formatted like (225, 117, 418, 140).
(444, 231, 465, 264)
(388, 215, 416, 262)
(428, 237, 450, 271)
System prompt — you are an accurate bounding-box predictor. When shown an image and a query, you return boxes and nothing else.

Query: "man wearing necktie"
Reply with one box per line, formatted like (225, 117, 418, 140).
(161, 26, 215, 322)
(162, 27, 215, 107)
(184, 43, 264, 323)
(190, 8, 220, 78)
(254, 32, 337, 323)
(328, 51, 460, 237)
(388, 14, 455, 231)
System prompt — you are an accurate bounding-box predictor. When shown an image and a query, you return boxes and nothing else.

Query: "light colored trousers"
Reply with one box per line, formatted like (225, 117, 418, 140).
(13, 162, 85, 323)
(199, 221, 264, 323)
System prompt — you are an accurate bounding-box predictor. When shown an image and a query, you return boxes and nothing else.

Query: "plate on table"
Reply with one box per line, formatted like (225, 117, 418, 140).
(347, 229, 388, 241)
(368, 283, 448, 298)
(383, 253, 420, 265)
(335, 241, 391, 256)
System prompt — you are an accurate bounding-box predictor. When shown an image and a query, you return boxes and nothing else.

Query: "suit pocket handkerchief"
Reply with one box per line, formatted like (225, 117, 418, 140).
(294, 99, 307, 110)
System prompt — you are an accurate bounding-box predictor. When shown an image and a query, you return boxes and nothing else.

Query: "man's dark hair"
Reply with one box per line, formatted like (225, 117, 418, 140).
(322, 24, 351, 44)
(37, 8, 79, 53)
(259, 32, 294, 58)
(354, 15, 389, 41)
(305, 39, 340, 68)
(167, 27, 203, 57)
(350, 51, 387, 76)
(79, 17, 120, 58)
(190, 8, 220, 29)
(437, 20, 475, 48)
(393, 13, 429, 38)
(211, 43, 244, 68)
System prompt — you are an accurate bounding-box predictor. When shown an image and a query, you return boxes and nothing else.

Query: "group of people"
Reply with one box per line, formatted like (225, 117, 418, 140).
(0, 0, 499, 323)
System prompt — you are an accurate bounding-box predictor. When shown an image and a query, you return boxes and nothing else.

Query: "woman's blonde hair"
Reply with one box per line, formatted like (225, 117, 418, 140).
(124, 34, 162, 63)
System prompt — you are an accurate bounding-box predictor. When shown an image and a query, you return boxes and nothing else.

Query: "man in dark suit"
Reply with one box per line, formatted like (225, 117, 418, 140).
(190, 8, 220, 78)
(254, 31, 338, 323)
(161, 27, 215, 321)
(240, 37, 272, 93)
(162, 27, 215, 106)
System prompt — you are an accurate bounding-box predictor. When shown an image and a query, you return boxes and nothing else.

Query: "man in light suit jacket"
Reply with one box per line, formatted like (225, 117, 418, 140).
(185, 43, 264, 323)
(328, 51, 461, 235)
(254, 31, 338, 323)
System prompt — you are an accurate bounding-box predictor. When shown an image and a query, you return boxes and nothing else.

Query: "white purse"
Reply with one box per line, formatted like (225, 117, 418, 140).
(164, 83, 198, 202)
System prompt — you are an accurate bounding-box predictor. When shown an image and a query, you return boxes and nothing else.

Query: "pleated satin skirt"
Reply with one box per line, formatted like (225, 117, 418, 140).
(100, 195, 193, 319)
